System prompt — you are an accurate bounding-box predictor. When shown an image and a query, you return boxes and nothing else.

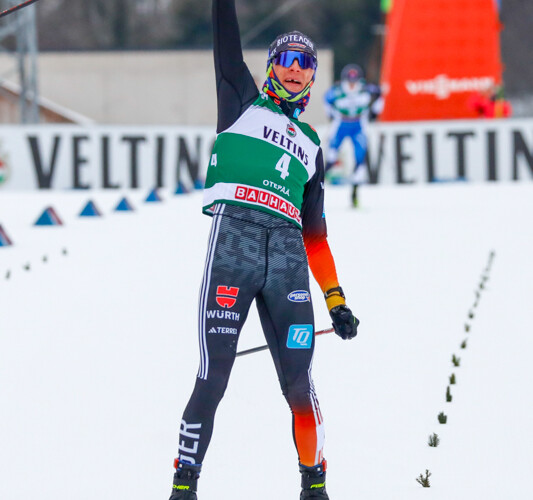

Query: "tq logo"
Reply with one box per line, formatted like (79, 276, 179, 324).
(287, 324, 313, 349)
(216, 286, 239, 308)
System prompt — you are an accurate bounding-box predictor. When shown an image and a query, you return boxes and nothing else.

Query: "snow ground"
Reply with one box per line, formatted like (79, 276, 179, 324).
(0, 181, 532, 500)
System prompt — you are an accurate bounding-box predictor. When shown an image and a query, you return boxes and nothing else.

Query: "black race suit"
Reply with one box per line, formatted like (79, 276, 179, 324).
(176, 0, 330, 468)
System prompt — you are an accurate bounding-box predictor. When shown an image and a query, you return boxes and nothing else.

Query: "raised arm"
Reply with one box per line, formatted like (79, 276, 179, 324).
(213, 0, 259, 133)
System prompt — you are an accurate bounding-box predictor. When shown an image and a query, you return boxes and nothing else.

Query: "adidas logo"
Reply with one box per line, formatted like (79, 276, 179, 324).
(208, 327, 218, 334)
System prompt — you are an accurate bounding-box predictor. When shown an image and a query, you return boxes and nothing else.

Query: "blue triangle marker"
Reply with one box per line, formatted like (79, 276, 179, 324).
(145, 188, 162, 202)
(115, 197, 135, 212)
(175, 182, 189, 195)
(79, 200, 102, 217)
(35, 207, 63, 226)
(0, 225, 13, 247)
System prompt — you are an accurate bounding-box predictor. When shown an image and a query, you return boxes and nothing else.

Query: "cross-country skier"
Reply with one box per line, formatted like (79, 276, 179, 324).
(168, 1, 359, 499)
(324, 64, 383, 207)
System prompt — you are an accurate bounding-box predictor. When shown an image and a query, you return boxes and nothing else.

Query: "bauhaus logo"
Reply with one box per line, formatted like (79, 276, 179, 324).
(287, 324, 313, 349)
(235, 185, 301, 224)
(216, 286, 239, 308)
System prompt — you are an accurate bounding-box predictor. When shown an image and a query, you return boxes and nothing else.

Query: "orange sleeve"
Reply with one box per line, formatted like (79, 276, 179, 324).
(304, 235, 346, 310)
(304, 236, 338, 292)
(301, 147, 345, 310)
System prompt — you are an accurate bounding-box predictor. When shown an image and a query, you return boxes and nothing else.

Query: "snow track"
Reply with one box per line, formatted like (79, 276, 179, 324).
(1, 182, 532, 499)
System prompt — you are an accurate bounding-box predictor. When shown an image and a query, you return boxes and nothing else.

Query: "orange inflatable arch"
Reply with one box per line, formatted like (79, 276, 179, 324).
(380, 0, 503, 121)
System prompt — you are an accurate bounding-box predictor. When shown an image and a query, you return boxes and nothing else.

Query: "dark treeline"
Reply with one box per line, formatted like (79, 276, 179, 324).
(500, 0, 533, 98)
(4, 0, 525, 98)
(35, 0, 383, 80)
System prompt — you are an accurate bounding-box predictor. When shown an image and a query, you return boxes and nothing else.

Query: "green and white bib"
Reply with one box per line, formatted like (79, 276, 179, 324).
(203, 93, 321, 228)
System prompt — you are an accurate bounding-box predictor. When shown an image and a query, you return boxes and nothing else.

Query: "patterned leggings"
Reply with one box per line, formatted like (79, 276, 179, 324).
(177, 204, 324, 467)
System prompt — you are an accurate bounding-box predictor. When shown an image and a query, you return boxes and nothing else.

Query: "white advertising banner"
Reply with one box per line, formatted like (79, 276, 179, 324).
(0, 119, 532, 190)
(364, 118, 533, 184)
(0, 125, 217, 191)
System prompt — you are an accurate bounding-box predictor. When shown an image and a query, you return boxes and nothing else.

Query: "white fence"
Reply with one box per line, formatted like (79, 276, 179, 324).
(0, 118, 532, 190)
(0, 125, 216, 190)
(365, 117, 533, 184)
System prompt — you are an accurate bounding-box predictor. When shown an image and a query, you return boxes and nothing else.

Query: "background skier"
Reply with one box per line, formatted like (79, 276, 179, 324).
(324, 64, 383, 207)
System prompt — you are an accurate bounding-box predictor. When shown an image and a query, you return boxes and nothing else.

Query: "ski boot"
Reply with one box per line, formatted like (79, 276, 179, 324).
(299, 460, 329, 499)
(169, 459, 201, 500)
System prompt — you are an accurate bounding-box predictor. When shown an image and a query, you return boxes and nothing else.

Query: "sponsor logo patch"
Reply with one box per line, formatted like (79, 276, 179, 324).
(288, 290, 310, 303)
(216, 286, 239, 308)
(263, 126, 309, 165)
(235, 185, 301, 224)
(207, 310, 240, 321)
(263, 179, 290, 196)
(286, 123, 297, 138)
(288, 42, 307, 50)
(178, 420, 202, 463)
(287, 324, 313, 349)
(405, 74, 496, 100)
(276, 34, 314, 51)
(208, 326, 238, 335)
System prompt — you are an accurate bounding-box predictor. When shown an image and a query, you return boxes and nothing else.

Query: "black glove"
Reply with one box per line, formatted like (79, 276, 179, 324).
(329, 304, 359, 340)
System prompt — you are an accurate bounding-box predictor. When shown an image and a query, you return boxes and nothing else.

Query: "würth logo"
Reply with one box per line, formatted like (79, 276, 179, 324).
(216, 286, 239, 308)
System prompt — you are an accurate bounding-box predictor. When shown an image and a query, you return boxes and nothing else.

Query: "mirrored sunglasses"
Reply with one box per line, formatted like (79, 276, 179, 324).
(273, 50, 317, 70)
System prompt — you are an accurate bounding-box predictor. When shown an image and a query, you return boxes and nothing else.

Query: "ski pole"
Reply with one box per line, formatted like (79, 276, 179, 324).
(236, 327, 334, 358)
(0, 0, 40, 20)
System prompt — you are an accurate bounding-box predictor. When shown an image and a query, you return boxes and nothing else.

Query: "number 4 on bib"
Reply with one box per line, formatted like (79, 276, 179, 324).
(275, 153, 291, 180)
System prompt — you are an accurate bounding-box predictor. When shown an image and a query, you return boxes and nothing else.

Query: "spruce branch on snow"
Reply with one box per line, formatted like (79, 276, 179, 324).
(428, 433, 440, 447)
(416, 469, 432, 487)
(446, 386, 453, 402)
